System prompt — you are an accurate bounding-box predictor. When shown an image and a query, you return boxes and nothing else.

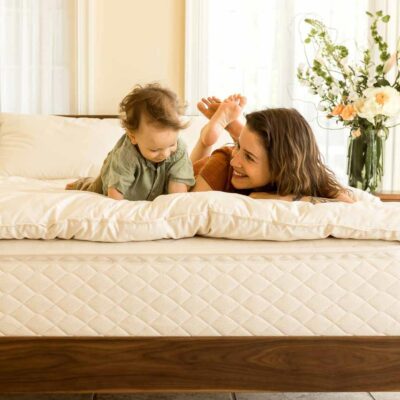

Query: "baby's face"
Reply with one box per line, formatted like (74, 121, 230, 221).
(128, 121, 179, 163)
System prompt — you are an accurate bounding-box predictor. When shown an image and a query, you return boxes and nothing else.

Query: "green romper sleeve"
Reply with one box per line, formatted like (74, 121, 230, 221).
(105, 138, 139, 197)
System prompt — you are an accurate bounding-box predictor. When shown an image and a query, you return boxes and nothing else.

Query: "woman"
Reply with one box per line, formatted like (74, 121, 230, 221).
(190, 95, 354, 203)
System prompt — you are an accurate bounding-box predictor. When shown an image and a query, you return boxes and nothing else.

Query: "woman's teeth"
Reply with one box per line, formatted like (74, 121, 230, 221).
(233, 170, 246, 177)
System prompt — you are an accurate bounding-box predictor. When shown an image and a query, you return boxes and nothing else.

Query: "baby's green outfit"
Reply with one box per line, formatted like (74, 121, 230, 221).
(99, 134, 195, 200)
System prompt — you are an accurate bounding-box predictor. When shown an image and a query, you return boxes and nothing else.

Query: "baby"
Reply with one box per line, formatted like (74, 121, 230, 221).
(66, 83, 195, 201)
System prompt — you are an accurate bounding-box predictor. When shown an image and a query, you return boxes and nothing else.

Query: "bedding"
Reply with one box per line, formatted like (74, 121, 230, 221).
(1, 236, 400, 336)
(0, 176, 399, 242)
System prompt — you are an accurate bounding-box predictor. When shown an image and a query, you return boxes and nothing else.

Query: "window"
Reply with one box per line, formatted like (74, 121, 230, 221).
(0, 0, 75, 114)
(186, 0, 399, 190)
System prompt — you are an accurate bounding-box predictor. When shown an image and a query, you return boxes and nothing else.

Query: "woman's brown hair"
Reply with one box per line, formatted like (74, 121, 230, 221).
(119, 83, 188, 132)
(245, 108, 343, 198)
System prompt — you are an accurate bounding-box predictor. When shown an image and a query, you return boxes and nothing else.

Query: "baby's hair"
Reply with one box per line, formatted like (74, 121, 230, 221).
(119, 83, 188, 132)
(245, 108, 343, 198)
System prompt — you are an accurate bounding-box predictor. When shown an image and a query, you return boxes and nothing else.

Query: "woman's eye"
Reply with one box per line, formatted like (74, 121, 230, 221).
(245, 154, 253, 162)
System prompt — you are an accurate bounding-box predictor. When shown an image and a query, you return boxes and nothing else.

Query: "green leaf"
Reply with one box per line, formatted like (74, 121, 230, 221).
(305, 38, 311, 44)
(366, 11, 373, 17)
(382, 15, 390, 23)
(376, 10, 383, 17)
(375, 78, 391, 86)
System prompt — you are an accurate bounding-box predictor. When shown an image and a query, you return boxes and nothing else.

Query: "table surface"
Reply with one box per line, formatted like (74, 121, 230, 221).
(374, 191, 400, 201)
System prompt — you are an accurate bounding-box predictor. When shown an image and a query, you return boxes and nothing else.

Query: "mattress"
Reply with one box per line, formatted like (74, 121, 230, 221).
(1, 236, 399, 336)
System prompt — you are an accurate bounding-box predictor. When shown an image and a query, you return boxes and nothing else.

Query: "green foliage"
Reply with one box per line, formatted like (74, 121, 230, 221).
(297, 10, 399, 130)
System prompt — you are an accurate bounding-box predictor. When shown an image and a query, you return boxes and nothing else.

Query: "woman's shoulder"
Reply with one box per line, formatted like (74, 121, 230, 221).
(211, 145, 234, 159)
(195, 145, 234, 191)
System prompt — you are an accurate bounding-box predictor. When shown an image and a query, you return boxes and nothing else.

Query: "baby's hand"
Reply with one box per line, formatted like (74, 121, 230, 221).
(107, 187, 124, 200)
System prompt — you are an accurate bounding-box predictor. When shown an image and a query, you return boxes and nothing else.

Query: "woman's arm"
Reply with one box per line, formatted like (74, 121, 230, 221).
(190, 175, 213, 192)
(249, 192, 355, 203)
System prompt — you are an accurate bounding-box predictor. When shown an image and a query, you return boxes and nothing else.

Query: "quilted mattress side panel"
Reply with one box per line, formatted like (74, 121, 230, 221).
(1, 246, 400, 336)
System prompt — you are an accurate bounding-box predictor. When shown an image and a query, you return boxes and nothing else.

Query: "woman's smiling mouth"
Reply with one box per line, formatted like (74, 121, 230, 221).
(232, 169, 247, 177)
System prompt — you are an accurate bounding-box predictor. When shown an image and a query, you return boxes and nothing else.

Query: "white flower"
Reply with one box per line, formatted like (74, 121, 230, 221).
(354, 98, 376, 123)
(355, 86, 400, 122)
(331, 85, 341, 96)
(348, 91, 359, 102)
(317, 87, 325, 96)
(314, 76, 325, 85)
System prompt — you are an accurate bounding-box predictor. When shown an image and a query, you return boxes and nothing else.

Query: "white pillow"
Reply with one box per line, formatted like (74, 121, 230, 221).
(0, 113, 124, 179)
(0, 113, 230, 179)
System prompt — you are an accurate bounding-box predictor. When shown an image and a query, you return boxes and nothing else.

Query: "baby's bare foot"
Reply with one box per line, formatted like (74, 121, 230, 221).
(200, 98, 245, 147)
(65, 177, 91, 190)
(197, 96, 222, 119)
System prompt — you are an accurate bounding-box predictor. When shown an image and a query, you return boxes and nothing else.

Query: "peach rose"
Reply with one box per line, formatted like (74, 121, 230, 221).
(340, 104, 357, 121)
(331, 104, 345, 116)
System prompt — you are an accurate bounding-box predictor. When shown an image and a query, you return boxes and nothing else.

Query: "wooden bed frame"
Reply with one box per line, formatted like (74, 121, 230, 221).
(1, 115, 399, 394)
(1, 337, 400, 393)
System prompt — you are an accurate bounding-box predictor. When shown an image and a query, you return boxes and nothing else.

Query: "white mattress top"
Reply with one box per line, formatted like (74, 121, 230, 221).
(1, 236, 398, 256)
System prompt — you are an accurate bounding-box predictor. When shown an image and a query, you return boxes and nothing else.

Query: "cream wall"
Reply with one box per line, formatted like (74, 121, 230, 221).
(90, 0, 185, 114)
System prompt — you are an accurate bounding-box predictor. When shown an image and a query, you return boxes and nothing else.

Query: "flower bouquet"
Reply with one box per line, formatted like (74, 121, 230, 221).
(297, 11, 400, 192)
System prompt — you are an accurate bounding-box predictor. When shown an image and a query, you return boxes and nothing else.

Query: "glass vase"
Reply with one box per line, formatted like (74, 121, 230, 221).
(347, 127, 385, 193)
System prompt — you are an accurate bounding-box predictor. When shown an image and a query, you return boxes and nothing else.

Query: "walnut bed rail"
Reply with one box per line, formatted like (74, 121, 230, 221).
(2, 115, 399, 394)
(1, 337, 400, 393)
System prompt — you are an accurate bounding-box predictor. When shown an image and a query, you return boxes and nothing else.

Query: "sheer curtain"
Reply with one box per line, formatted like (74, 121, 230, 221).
(185, 0, 399, 190)
(0, 0, 74, 114)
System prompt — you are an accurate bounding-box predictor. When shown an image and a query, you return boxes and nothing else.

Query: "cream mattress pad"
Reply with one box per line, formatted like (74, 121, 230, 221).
(1, 176, 400, 242)
(1, 237, 399, 336)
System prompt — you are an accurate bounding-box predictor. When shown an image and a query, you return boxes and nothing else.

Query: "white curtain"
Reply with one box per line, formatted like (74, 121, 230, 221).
(0, 0, 74, 114)
(185, 0, 399, 190)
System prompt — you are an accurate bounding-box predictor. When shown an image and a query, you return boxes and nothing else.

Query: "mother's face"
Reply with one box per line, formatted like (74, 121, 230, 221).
(230, 126, 272, 190)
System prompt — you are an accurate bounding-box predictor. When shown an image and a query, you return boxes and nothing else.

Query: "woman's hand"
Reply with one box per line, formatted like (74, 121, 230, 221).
(249, 192, 293, 201)
(249, 191, 356, 203)
(335, 191, 355, 203)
